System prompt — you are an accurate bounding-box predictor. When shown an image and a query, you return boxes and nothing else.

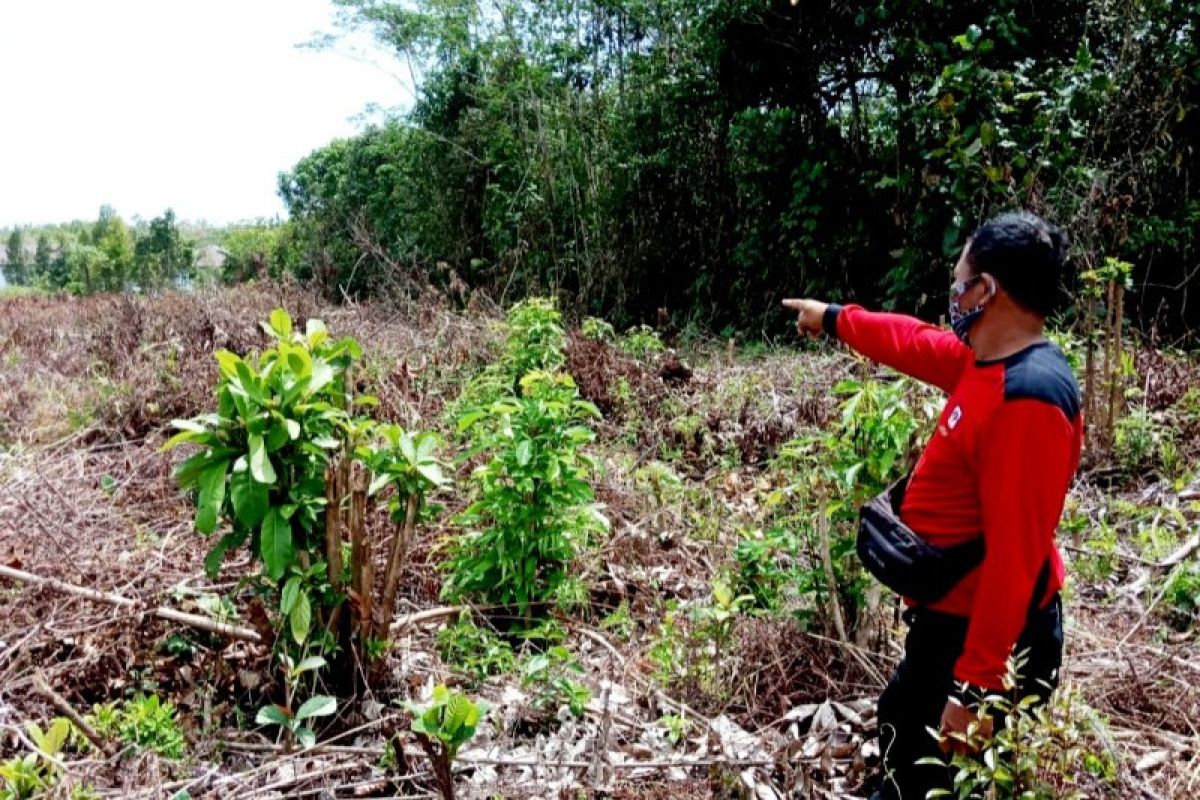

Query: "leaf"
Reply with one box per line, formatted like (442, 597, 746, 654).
(309, 361, 335, 394)
(296, 726, 317, 749)
(249, 435, 277, 484)
(256, 705, 291, 727)
(417, 462, 447, 486)
(260, 509, 294, 581)
(195, 461, 228, 535)
(443, 692, 471, 736)
(293, 656, 327, 674)
(270, 308, 293, 339)
(285, 419, 301, 440)
(295, 695, 337, 721)
(229, 469, 269, 528)
(305, 318, 328, 346)
(515, 439, 533, 466)
(290, 590, 312, 645)
(25, 722, 47, 753)
(160, 428, 214, 452)
(170, 418, 209, 434)
(280, 577, 301, 614)
(214, 350, 242, 377)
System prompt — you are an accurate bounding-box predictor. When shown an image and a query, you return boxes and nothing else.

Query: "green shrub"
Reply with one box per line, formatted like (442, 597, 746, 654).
(1164, 563, 1200, 630)
(618, 325, 665, 358)
(1113, 407, 1173, 475)
(766, 376, 930, 633)
(580, 316, 616, 343)
(932, 681, 1117, 799)
(165, 309, 446, 678)
(89, 694, 186, 759)
(436, 613, 517, 686)
(519, 645, 592, 719)
(444, 371, 607, 613)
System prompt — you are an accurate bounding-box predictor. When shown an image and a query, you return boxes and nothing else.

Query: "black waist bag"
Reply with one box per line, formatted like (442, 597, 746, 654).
(856, 475, 985, 605)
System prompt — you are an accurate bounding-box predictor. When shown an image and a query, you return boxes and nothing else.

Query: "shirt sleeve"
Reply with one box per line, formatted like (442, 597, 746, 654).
(827, 304, 972, 393)
(953, 399, 1074, 690)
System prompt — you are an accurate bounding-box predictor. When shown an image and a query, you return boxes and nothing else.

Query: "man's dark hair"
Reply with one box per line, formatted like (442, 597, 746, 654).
(966, 210, 1068, 318)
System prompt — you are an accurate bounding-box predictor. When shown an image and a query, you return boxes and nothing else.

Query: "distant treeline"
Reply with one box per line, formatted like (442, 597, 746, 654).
(3, 207, 196, 294)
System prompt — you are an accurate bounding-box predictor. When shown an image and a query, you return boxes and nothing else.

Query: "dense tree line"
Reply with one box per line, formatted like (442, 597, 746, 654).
(271, 0, 1198, 339)
(3, 207, 195, 294)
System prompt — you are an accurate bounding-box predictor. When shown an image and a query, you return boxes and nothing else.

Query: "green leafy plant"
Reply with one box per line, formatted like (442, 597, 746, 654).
(928, 681, 1117, 799)
(658, 713, 693, 745)
(519, 645, 592, 719)
(253, 653, 337, 750)
(734, 528, 793, 610)
(165, 309, 447, 684)
(435, 612, 516, 687)
(444, 370, 607, 614)
(503, 298, 566, 377)
(0, 719, 73, 800)
(1163, 563, 1200, 630)
(580, 316, 616, 343)
(618, 325, 665, 358)
(767, 375, 930, 635)
(1113, 407, 1173, 476)
(406, 686, 488, 800)
(599, 600, 636, 641)
(88, 694, 186, 759)
(256, 655, 337, 752)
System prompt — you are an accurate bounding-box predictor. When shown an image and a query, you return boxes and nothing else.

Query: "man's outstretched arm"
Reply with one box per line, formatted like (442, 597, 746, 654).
(784, 299, 972, 393)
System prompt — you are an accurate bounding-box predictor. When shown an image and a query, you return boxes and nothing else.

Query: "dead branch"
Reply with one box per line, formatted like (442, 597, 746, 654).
(32, 670, 113, 756)
(0, 564, 262, 643)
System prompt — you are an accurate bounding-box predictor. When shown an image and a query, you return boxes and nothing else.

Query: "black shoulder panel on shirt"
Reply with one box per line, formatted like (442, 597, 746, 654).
(999, 342, 1081, 420)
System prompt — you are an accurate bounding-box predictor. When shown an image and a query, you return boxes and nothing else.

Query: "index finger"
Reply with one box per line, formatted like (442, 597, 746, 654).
(781, 298, 806, 311)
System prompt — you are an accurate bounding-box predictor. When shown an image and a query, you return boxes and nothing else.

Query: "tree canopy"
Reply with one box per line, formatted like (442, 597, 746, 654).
(276, 0, 1199, 339)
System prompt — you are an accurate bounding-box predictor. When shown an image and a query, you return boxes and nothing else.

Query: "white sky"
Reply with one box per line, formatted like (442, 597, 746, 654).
(0, 0, 412, 227)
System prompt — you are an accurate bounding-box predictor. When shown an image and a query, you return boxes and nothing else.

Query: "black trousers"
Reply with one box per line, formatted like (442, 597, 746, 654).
(874, 596, 1064, 800)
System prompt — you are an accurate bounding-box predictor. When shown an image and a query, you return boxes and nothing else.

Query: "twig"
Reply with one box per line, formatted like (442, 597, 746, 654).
(1157, 533, 1200, 569)
(389, 605, 465, 632)
(816, 489, 848, 643)
(32, 671, 112, 756)
(0, 564, 262, 643)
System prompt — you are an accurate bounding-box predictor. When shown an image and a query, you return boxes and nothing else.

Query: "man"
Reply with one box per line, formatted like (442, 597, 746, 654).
(785, 210, 1082, 799)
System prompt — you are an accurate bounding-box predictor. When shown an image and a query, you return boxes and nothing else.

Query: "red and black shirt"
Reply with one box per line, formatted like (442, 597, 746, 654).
(825, 304, 1083, 691)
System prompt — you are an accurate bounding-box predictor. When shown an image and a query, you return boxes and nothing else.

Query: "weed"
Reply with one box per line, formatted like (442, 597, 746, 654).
(519, 645, 592, 719)
(1113, 406, 1173, 475)
(618, 325, 665, 358)
(930, 673, 1117, 799)
(88, 694, 186, 759)
(255, 654, 337, 750)
(581, 317, 616, 343)
(733, 528, 792, 610)
(599, 600, 636, 641)
(436, 613, 516, 686)
(0, 719, 74, 800)
(1163, 563, 1200, 630)
(1073, 522, 1118, 585)
(658, 713, 693, 745)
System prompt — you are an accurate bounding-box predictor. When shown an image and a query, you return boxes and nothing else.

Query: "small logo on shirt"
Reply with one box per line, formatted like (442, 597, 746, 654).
(947, 406, 963, 430)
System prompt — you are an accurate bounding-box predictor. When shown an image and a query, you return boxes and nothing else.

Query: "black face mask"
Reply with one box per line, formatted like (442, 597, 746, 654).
(949, 276, 991, 344)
